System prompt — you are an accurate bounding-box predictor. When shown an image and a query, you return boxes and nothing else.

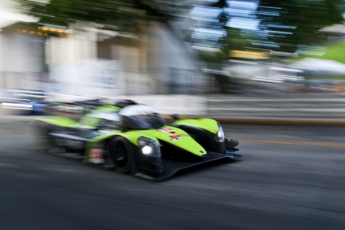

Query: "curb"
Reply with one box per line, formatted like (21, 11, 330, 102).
(165, 115, 345, 126)
(213, 118, 345, 126)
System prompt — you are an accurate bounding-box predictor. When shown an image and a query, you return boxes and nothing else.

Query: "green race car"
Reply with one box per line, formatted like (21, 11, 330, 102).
(32, 99, 241, 181)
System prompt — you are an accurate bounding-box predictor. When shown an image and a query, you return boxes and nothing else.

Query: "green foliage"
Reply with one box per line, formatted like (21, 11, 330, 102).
(18, 0, 146, 32)
(316, 42, 345, 64)
(194, 0, 345, 63)
(258, 0, 345, 52)
(294, 42, 345, 64)
(18, 0, 345, 66)
(220, 28, 251, 54)
(198, 50, 227, 64)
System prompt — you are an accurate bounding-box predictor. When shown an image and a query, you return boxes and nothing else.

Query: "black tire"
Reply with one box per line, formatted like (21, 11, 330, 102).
(107, 136, 132, 174)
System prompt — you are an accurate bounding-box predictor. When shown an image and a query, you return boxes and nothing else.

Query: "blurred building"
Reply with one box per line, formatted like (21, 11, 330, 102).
(0, 0, 42, 90)
(0, 2, 207, 96)
(45, 20, 206, 96)
(0, 24, 41, 89)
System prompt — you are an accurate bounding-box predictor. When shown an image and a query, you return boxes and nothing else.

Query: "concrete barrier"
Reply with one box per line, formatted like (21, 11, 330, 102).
(2, 93, 345, 125)
(124, 95, 207, 116)
(110, 94, 345, 124)
(206, 94, 345, 124)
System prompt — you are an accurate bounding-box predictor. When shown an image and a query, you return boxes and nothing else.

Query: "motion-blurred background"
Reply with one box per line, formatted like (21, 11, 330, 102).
(1, 0, 345, 98)
(2, 2, 345, 230)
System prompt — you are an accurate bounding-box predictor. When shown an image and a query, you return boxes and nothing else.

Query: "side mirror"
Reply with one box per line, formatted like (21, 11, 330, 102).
(170, 114, 180, 120)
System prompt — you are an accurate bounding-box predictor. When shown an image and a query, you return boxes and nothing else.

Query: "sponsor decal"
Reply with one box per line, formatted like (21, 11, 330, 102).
(89, 148, 104, 164)
(157, 128, 176, 134)
(169, 134, 188, 140)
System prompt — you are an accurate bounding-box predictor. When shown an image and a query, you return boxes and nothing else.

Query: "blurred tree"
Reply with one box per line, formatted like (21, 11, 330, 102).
(18, 0, 162, 34)
(257, 0, 345, 53)
(207, 0, 228, 8)
(19, 0, 345, 51)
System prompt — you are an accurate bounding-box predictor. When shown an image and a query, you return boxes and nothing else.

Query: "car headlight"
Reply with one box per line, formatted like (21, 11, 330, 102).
(138, 137, 161, 157)
(214, 123, 225, 142)
(142, 145, 153, 155)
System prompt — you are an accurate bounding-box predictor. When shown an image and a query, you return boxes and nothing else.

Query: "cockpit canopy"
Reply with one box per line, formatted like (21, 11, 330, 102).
(119, 105, 166, 131)
(80, 104, 166, 131)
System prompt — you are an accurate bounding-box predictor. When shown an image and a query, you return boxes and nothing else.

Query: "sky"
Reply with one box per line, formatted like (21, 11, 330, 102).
(191, 0, 261, 47)
(191, 0, 260, 29)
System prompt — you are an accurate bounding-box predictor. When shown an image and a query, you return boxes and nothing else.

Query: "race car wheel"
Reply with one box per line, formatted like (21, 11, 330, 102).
(108, 137, 132, 173)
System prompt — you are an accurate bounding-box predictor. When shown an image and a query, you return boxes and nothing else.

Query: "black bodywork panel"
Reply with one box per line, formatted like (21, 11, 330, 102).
(135, 151, 241, 181)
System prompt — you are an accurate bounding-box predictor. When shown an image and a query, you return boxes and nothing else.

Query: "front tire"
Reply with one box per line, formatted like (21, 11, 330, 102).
(107, 136, 132, 173)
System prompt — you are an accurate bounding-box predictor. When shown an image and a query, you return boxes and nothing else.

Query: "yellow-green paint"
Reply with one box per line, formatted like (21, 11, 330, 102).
(84, 125, 207, 162)
(91, 105, 120, 113)
(173, 118, 219, 134)
(38, 117, 78, 127)
(140, 126, 206, 157)
(79, 105, 121, 127)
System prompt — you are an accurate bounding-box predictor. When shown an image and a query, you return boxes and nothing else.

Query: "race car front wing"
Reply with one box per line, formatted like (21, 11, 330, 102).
(135, 150, 242, 181)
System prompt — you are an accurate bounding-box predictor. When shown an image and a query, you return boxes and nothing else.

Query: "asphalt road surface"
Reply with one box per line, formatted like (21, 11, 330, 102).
(1, 119, 345, 230)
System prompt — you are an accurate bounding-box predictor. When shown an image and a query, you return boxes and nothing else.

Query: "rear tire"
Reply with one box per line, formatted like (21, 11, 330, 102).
(107, 136, 132, 174)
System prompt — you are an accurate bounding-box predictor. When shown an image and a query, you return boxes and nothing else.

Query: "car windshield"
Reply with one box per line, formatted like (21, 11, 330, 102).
(126, 113, 166, 130)
(120, 105, 166, 130)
